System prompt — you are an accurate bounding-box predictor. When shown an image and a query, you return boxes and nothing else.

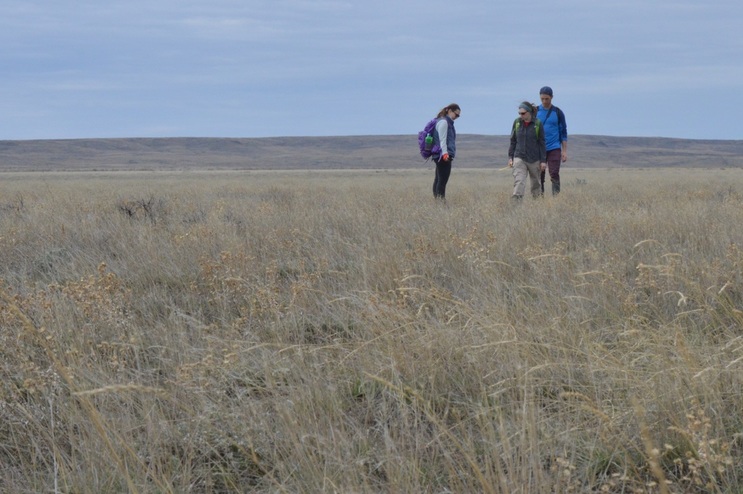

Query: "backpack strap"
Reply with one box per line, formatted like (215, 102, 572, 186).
(512, 117, 541, 139)
(543, 106, 554, 124)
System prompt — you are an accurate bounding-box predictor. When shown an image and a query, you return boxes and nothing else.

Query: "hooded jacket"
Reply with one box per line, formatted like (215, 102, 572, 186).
(508, 118, 546, 163)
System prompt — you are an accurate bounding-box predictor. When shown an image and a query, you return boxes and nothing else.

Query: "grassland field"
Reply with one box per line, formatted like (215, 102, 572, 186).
(1, 167, 742, 493)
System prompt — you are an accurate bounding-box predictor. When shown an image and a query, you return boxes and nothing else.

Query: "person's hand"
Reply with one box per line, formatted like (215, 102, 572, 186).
(562, 152, 568, 163)
(540, 162, 547, 171)
(508, 159, 513, 168)
(442, 153, 450, 161)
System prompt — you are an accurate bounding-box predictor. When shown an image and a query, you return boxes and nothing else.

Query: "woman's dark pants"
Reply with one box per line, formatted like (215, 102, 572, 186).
(433, 158, 452, 199)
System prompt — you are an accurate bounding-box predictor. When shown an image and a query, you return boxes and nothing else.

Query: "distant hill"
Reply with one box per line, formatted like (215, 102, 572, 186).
(1, 135, 742, 172)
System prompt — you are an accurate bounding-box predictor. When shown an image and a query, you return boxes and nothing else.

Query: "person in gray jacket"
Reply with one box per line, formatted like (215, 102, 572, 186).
(508, 101, 546, 200)
(431, 103, 461, 200)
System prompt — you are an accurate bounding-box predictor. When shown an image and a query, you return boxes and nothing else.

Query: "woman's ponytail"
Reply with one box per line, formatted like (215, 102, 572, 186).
(436, 103, 461, 119)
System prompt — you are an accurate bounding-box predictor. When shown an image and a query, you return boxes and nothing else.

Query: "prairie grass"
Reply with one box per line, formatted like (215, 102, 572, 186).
(1, 167, 742, 493)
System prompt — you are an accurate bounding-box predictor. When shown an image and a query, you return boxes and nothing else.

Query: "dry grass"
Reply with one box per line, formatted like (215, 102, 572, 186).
(1, 167, 742, 493)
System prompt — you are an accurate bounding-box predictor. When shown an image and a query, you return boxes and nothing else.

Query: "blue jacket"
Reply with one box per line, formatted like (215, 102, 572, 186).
(433, 116, 456, 159)
(537, 105, 567, 152)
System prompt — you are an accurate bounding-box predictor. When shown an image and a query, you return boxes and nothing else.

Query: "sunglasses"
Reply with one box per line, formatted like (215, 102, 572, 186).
(518, 111, 527, 116)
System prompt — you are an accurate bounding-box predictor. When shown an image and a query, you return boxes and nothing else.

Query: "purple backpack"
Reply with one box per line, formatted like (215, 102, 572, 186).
(418, 118, 441, 160)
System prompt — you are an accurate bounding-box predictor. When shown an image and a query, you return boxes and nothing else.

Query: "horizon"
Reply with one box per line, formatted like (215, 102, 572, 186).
(3, 134, 742, 174)
(2, 133, 741, 143)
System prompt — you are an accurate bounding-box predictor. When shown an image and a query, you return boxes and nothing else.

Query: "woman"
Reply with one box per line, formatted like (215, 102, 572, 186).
(508, 101, 546, 200)
(431, 103, 461, 200)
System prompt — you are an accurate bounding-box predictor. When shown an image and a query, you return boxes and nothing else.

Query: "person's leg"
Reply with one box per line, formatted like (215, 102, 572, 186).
(540, 169, 546, 195)
(546, 149, 562, 195)
(433, 159, 452, 199)
(512, 158, 527, 198)
(526, 161, 542, 198)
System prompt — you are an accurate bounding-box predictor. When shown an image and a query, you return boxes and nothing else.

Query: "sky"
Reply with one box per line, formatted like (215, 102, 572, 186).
(2, 0, 742, 141)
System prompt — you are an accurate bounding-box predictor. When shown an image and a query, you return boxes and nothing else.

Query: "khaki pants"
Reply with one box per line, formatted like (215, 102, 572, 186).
(512, 158, 542, 198)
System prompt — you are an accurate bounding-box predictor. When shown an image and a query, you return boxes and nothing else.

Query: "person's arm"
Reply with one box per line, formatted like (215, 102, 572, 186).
(539, 121, 547, 166)
(508, 122, 517, 166)
(559, 109, 568, 162)
(436, 119, 449, 158)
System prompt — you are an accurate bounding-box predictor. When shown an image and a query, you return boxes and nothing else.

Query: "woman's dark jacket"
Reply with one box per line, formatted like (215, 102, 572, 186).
(508, 118, 546, 163)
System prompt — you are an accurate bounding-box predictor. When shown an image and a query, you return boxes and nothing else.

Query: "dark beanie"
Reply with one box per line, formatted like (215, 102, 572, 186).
(540, 86, 553, 96)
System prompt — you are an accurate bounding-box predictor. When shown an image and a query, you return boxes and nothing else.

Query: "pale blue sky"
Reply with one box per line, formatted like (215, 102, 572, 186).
(2, 0, 741, 140)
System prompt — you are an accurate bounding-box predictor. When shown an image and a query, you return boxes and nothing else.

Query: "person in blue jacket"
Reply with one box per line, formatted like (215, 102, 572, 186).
(431, 103, 461, 200)
(536, 86, 568, 195)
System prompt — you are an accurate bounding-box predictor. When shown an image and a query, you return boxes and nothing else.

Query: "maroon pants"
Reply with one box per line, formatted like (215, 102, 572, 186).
(540, 149, 562, 195)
